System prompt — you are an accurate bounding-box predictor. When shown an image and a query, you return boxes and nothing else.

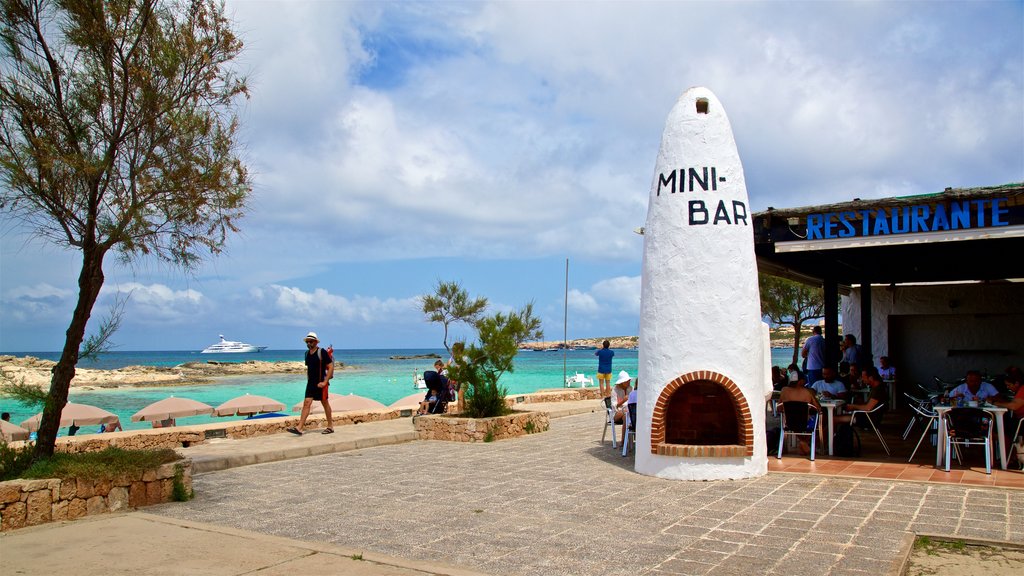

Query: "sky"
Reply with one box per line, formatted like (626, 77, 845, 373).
(1, 1, 1022, 352)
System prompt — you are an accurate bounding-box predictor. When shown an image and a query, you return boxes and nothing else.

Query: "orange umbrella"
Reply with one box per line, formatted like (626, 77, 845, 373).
(1, 419, 30, 441)
(131, 396, 214, 422)
(20, 402, 119, 431)
(291, 393, 386, 414)
(389, 392, 428, 409)
(213, 394, 286, 417)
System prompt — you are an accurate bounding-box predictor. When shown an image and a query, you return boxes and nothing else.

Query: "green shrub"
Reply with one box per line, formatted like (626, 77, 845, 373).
(0, 441, 37, 481)
(172, 463, 193, 501)
(8, 446, 180, 482)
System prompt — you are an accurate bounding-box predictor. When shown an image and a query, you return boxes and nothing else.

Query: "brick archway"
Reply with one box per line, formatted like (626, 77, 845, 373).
(650, 370, 754, 457)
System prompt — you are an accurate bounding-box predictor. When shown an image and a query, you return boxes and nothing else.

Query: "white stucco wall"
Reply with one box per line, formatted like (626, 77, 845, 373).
(635, 87, 773, 481)
(843, 283, 1024, 384)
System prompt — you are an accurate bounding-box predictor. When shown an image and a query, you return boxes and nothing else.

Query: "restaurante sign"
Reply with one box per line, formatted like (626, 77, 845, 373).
(806, 197, 1011, 240)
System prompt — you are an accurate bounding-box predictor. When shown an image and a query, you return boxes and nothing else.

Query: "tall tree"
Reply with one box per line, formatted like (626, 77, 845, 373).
(759, 273, 825, 365)
(0, 0, 251, 459)
(421, 280, 487, 353)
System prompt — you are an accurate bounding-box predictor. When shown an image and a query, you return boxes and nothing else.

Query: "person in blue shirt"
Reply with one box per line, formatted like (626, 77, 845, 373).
(595, 340, 615, 400)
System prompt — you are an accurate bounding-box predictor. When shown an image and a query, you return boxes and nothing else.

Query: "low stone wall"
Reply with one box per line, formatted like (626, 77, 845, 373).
(39, 410, 403, 454)
(0, 458, 192, 532)
(517, 388, 604, 403)
(414, 411, 550, 442)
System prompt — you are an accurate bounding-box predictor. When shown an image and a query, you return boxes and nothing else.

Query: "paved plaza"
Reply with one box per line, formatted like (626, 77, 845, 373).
(148, 411, 1024, 576)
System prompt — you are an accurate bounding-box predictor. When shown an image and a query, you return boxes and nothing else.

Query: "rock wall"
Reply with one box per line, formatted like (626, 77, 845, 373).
(0, 459, 192, 531)
(414, 411, 550, 442)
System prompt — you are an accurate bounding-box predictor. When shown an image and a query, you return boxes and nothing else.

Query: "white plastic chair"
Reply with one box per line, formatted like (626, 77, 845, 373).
(943, 407, 994, 474)
(622, 403, 637, 457)
(848, 403, 890, 456)
(600, 397, 618, 448)
(777, 402, 823, 461)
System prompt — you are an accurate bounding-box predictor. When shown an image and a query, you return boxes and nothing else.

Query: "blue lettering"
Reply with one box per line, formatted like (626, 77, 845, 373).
(931, 204, 949, 231)
(807, 214, 824, 239)
(838, 211, 856, 238)
(973, 200, 988, 226)
(824, 212, 837, 239)
(950, 201, 970, 229)
(992, 198, 1009, 226)
(860, 210, 873, 236)
(873, 213, 891, 235)
(891, 207, 910, 234)
(911, 205, 930, 233)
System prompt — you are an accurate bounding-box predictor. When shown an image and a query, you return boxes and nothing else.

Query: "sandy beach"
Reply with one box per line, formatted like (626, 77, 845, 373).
(0, 355, 329, 390)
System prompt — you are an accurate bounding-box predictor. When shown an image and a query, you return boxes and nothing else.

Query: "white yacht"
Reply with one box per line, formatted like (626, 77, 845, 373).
(200, 335, 267, 354)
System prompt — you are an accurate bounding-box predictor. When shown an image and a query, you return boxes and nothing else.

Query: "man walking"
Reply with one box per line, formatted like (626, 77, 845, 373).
(288, 331, 334, 435)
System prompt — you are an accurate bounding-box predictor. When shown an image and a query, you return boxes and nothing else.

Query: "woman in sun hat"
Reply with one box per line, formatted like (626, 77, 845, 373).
(612, 370, 632, 424)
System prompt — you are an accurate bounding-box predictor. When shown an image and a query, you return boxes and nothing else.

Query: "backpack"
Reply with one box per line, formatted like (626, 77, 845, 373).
(833, 423, 861, 457)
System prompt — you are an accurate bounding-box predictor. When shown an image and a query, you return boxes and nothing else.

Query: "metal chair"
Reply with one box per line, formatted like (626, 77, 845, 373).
(902, 393, 933, 440)
(906, 401, 938, 463)
(777, 401, 823, 461)
(848, 403, 890, 456)
(600, 397, 618, 448)
(942, 407, 994, 474)
(622, 403, 637, 457)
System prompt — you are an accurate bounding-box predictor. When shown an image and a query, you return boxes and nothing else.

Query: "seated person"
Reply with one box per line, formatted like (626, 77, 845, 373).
(786, 363, 804, 387)
(99, 420, 122, 433)
(845, 363, 865, 392)
(993, 375, 1023, 436)
(778, 373, 821, 455)
(152, 418, 176, 429)
(810, 367, 847, 400)
(836, 367, 888, 426)
(417, 366, 450, 415)
(611, 370, 632, 426)
(948, 370, 999, 403)
(877, 356, 896, 380)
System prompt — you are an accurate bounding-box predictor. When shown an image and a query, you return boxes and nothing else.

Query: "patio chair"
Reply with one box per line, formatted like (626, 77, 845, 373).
(902, 392, 933, 440)
(777, 401, 822, 461)
(622, 403, 637, 457)
(942, 407, 994, 474)
(600, 397, 618, 449)
(848, 403, 890, 456)
(906, 401, 938, 463)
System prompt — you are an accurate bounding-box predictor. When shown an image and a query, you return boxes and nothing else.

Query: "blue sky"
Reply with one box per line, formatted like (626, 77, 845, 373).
(1, 1, 1022, 352)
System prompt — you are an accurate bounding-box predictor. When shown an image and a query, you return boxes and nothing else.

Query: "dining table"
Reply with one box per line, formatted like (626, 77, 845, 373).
(933, 403, 1009, 470)
(818, 398, 845, 456)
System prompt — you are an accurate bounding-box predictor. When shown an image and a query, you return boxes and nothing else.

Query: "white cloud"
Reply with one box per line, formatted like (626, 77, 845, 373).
(0, 283, 74, 322)
(99, 283, 209, 324)
(248, 284, 421, 328)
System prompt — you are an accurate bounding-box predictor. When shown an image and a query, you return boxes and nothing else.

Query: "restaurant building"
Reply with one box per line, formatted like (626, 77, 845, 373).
(753, 183, 1024, 398)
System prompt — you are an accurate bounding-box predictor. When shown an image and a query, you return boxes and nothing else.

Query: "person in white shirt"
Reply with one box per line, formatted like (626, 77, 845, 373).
(948, 370, 999, 403)
(810, 367, 848, 400)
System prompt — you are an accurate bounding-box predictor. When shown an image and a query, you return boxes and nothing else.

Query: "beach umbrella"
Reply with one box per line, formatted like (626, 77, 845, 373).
(20, 402, 120, 431)
(291, 393, 386, 414)
(1, 419, 30, 442)
(389, 392, 428, 409)
(131, 396, 214, 422)
(213, 394, 286, 417)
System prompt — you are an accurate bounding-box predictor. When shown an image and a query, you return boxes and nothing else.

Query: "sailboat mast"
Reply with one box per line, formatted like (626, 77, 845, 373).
(563, 257, 568, 385)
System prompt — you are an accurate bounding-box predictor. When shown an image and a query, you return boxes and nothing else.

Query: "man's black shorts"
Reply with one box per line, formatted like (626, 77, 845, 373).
(304, 382, 328, 401)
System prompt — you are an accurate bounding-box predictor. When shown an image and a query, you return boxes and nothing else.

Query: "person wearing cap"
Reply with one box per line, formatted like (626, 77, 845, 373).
(288, 331, 334, 435)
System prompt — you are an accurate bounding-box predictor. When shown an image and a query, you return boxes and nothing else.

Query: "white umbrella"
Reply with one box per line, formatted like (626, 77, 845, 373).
(389, 392, 429, 409)
(1, 419, 30, 441)
(292, 393, 386, 414)
(213, 394, 286, 417)
(131, 396, 214, 422)
(20, 402, 119, 431)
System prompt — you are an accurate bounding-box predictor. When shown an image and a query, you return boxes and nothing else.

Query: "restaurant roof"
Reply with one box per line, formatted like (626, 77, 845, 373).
(753, 183, 1024, 286)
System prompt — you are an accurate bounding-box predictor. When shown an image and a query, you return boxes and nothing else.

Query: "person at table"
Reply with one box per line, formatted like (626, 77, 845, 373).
(877, 356, 896, 381)
(993, 374, 1023, 426)
(836, 368, 888, 426)
(778, 371, 821, 455)
(786, 363, 804, 387)
(771, 366, 787, 391)
(948, 370, 999, 403)
(810, 367, 847, 400)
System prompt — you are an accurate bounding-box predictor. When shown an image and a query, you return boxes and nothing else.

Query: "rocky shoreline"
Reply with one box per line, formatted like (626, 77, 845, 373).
(0, 355, 348, 390)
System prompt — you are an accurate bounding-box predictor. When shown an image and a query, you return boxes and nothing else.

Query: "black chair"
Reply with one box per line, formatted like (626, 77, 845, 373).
(621, 403, 637, 457)
(778, 401, 822, 461)
(943, 407, 994, 474)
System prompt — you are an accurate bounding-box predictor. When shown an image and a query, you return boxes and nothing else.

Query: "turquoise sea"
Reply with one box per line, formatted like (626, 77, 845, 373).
(1, 347, 798, 434)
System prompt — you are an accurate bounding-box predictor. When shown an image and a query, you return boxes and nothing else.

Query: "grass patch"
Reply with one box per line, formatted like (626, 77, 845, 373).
(483, 426, 495, 443)
(524, 420, 536, 434)
(914, 536, 969, 556)
(1, 444, 180, 482)
(350, 553, 363, 561)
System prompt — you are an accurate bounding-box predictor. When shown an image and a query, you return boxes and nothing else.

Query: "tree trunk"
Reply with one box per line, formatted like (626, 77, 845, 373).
(32, 247, 106, 460)
(790, 321, 803, 366)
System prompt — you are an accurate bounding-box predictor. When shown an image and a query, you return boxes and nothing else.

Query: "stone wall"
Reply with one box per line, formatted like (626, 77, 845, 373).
(0, 459, 192, 531)
(414, 411, 550, 442)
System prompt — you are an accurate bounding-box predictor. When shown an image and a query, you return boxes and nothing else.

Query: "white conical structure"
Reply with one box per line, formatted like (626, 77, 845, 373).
(635, 87, 772, 481)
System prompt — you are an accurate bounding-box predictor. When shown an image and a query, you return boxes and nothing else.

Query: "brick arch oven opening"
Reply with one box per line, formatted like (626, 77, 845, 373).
(651, 371, 753, 458)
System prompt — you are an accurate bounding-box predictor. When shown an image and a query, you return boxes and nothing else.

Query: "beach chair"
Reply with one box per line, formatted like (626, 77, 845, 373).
(600, 397, 618, 448)
(777, 401, 822, 461)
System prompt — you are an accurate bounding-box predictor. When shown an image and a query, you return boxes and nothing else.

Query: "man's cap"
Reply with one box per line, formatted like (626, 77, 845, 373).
(304, 331, 319, 342)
